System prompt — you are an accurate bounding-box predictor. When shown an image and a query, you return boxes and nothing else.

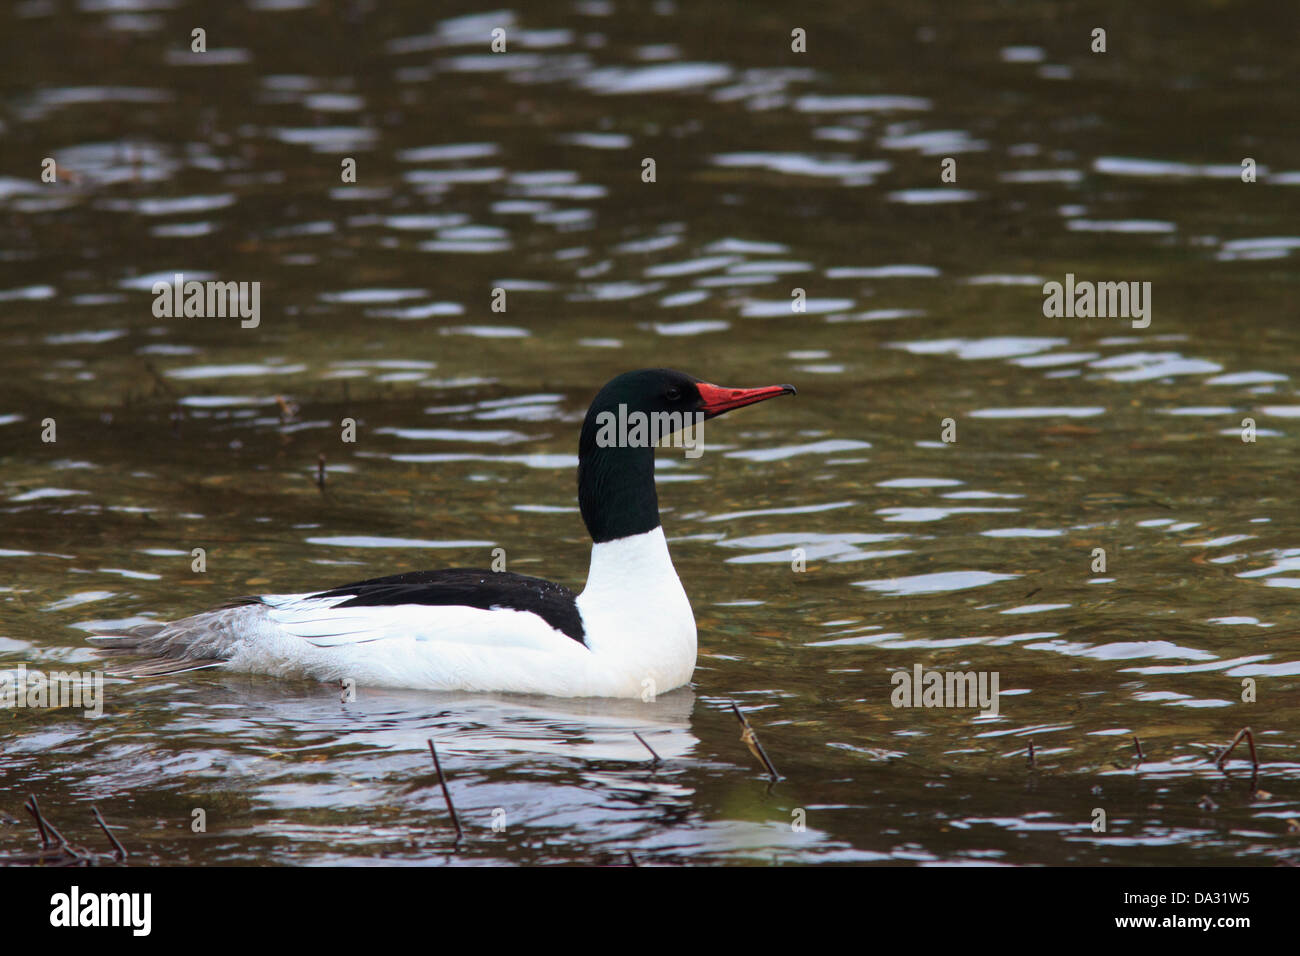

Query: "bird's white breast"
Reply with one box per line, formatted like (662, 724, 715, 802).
(214, 527, 697, 699)
(576, 527, 698, 698)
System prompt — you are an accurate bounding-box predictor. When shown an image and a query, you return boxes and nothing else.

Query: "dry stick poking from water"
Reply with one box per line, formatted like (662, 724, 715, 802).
(729, 701, 780, 782)
(25, 790, 51, 842)
(317, 453, 327, 492)
(1026, 739, 1036, 769)
(91, 806, 127, 862)
(1215, 727, 1259, 771)
(1133, 736, 1145, 764)
(633, 731, 661, 765)
(142, 360, 177, 400)
(8, 796, 122, 866)
(25, 795, 52, 848)
(25, 795, 76, 854)
(427, 739, 464, 845)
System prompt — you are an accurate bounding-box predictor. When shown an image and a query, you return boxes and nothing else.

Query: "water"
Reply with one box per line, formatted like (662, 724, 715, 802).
(1, 0, 1298, 865)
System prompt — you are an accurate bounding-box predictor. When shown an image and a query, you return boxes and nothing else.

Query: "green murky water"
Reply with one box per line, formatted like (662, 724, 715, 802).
(1, 0, 1298, 865)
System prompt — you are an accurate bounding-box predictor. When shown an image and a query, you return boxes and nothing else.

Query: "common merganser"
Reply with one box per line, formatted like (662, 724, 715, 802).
(90, 369, 796, 698)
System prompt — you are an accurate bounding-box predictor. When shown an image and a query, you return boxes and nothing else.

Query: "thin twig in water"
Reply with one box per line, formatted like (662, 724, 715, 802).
(41, 819, 84, 861)
(142, 360, 177, 398)
(1026, 739, 1036, 769)
(24, 795, 52, 848)
(729, 701, 780, 782)
(27, 795, 75, 851)
(633, 732, 661, 765)
(1215, 727, 1259, 771)
(8, 797, 124, 866)
(427, 739, 464, 844)
(1133, 736, 1144, 763)
(317, 453, 326, 491)
(91, 806, 127, 862)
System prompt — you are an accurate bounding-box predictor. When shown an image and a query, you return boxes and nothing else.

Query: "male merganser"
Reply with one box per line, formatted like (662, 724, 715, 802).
(91, 369, 796, 698)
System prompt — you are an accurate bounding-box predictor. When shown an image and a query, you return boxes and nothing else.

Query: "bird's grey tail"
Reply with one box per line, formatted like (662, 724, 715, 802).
(87, 599, 261, 678)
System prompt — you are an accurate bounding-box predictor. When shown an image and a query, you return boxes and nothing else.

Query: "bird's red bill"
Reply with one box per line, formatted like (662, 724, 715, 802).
(696, 382, 797, 416)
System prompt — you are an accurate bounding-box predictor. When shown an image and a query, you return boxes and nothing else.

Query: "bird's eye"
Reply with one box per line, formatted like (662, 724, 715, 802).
(665, 386, 682, 401)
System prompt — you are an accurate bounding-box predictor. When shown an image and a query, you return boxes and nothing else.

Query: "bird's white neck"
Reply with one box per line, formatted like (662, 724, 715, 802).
(581, 525, 678, 596)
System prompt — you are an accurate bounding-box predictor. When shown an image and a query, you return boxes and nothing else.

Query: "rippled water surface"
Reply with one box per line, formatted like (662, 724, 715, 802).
(2, 0, 1299, 865)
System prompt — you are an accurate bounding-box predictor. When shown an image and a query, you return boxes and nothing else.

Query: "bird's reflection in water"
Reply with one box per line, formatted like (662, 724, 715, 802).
(169, 676, 699, 763)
